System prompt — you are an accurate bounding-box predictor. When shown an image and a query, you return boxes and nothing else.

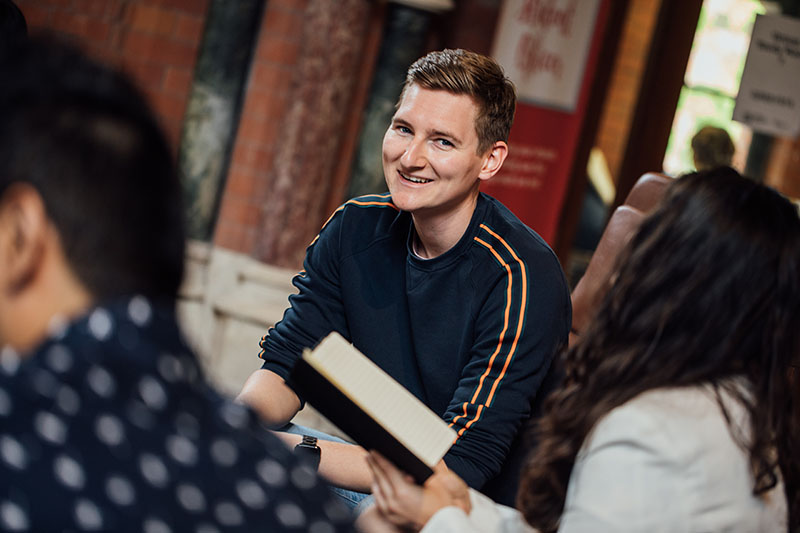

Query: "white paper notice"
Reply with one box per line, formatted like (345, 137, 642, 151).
(491, 0, 601, 112)
(733, 14, 800, 137)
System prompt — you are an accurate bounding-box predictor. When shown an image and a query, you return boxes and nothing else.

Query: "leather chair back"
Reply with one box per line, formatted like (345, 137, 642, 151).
(569, 173, 671, 345)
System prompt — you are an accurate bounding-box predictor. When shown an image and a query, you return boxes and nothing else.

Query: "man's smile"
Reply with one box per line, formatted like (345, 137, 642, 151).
(399, 172, 433, 184)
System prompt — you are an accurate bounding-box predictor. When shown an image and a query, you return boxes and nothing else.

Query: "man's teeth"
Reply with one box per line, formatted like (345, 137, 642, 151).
(403, 174, 431, 184)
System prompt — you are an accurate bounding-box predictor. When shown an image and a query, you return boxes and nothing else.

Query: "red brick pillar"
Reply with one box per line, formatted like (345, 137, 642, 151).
(214, 0, 374, 268)
(16, 0, 209, 151)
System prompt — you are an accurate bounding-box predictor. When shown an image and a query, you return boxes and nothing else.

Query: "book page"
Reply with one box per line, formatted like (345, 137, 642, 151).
(304, 332, 456, 467)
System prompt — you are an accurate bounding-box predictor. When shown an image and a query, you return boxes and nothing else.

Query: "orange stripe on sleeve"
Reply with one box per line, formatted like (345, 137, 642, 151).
(479, 225, 528, 407)
(457, 404, 484, 438)
(308, 197, 398, 246)
(449, 401, 470, 428)
(450, 226, 529, 441)
(469, 237, 513, 405)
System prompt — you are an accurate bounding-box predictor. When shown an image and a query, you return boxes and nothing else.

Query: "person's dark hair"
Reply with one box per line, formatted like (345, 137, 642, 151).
(518, 167, 800, 532)
(402, 48, 516, 154)
(691, 125, 734, 171)
(0, 37, 185, 302)
(0, 0, 27, 46)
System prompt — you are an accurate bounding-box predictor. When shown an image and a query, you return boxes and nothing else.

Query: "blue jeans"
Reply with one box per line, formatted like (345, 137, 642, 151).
(282, 424, 370, 509)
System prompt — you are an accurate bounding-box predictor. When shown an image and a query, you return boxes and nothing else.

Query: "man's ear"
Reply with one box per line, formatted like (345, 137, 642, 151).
(477, 140, 509, 182)
(0, 184, 48, 294)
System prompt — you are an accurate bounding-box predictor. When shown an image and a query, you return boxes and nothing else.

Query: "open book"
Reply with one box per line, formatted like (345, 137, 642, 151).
(288, 332, 457, 483)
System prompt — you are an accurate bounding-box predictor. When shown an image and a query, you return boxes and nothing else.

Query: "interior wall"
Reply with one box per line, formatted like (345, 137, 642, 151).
(16, 0, 210, 151)
(593, 0, 662, 184)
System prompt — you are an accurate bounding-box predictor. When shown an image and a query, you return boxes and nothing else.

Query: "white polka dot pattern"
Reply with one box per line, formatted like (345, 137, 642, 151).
(87, 366, 116, 398)
(54, 455, 85, 490)
(138, 376, 168, 411)
(0, 347, 20, 376)
(0, 500, 28, 531)
(143, 517, 172, 533)
(95, 414, 125, 447)
(0, 298, 353, 532)
(213, 501, 244, 527)
(176, 483, 206, 512)
(276, 501, 306, 528)
(105, 474, 136, 506)
(128, 296, 153, 326)
(166, 435, 198, 465)
(235, 479, 268, 509)
(34, 411, 67, 444)
(0, 435, 27, 470)
(139, 453, 169, 488)
(88, 308, 113, 341)
(73, 498, 103, 530)
(56, 385, 81, 416)
(210, 438, 237, 467)
(256, 459, 287, 487)
(45, 344, 73, 373)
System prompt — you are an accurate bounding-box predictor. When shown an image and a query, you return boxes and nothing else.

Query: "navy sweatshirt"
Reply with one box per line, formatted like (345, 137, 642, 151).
(260, 192, 571, 489)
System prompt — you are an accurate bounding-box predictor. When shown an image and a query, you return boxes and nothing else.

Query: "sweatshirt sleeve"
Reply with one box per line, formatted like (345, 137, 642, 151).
(422, 489, 539, 533)
(258, 208, 350, 390)
(442, 243, 570, 488)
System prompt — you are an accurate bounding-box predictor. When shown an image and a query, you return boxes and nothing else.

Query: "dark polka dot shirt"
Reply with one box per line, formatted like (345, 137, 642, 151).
(0, 297, 353, 532)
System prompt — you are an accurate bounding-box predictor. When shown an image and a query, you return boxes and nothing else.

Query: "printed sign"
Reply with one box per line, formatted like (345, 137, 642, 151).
(492, 0, 602, 111)
(733, 14, 800, 137)
(485, 0, 610, 244)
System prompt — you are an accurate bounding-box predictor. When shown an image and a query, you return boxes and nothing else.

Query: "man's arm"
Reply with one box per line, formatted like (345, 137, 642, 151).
(443, 246, 571, 488)
(273, 432, 373, 493)
(237, 369, 301, 428)
(237, 370, 377, 492)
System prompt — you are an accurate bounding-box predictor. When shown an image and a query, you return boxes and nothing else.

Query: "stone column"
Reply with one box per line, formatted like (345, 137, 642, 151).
(179, 0, 266, 240)
(253, 0, 373, 268)
(346, 0, 454, 199)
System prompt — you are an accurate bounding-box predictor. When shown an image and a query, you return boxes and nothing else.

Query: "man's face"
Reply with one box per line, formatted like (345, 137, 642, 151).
(382, 84, 489, 218)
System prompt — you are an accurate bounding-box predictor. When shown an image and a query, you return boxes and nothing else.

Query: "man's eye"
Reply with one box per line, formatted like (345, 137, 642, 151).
(437, 138, 454, 147)
(397, 126, 412, 134)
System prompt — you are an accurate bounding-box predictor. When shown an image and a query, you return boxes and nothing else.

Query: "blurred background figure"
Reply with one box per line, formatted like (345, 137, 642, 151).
(359, 167, 799, 533)
(691, 125, 735, 171)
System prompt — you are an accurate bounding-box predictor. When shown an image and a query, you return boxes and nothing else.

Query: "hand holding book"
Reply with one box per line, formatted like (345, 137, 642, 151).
(288, 332, 457, 484)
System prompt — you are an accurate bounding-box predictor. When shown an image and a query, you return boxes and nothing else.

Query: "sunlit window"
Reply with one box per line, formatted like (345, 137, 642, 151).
(662, 0, 765, 175)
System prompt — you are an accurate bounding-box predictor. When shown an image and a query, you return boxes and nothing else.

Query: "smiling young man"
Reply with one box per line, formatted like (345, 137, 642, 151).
(239, 49, 571, 506)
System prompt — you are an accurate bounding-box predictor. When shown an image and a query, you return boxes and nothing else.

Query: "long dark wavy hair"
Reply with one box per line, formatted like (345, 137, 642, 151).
(518, 168, 800, 532)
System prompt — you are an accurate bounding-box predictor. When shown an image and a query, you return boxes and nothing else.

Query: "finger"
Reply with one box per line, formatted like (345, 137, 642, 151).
(368, 452, 397, 500)
(371, 451, 408, 485)
(433, 458, 449, 473)
(371, 482, 388, 514)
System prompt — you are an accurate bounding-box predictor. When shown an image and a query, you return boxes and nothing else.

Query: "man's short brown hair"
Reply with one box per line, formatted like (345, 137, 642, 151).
(691, 126, 734, 171)
(402, 49, 516, 154)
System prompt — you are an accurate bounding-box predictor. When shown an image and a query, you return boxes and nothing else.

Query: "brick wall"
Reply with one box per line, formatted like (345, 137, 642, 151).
(594, 0, 661, 184)
(16, 0, 209, 150)
(212, 0, 308, 256)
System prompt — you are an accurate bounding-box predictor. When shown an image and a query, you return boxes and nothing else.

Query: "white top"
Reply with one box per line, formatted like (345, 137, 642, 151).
(423, 383, 787, 533)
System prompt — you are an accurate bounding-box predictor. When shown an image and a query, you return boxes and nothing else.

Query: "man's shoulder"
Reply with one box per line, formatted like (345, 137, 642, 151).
(474, 193, 561, 266)
(318, 193, 407, 252)
(331, 194, 400, 223)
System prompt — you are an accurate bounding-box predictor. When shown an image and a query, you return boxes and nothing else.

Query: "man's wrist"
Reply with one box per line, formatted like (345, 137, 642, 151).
(294, 434, 321, 470)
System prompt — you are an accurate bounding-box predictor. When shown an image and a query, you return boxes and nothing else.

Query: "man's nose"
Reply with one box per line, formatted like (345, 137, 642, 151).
(400, 138, 426, 169)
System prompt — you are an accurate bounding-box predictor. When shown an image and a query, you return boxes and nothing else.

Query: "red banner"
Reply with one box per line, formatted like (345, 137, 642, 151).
(485, 0, 612, 244)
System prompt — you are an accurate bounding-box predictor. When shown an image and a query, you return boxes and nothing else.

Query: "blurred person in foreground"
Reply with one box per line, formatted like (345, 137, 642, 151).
(0, 37, 352, 532)
(691, 125, 735, 172)
(359, 167, 799, 532)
